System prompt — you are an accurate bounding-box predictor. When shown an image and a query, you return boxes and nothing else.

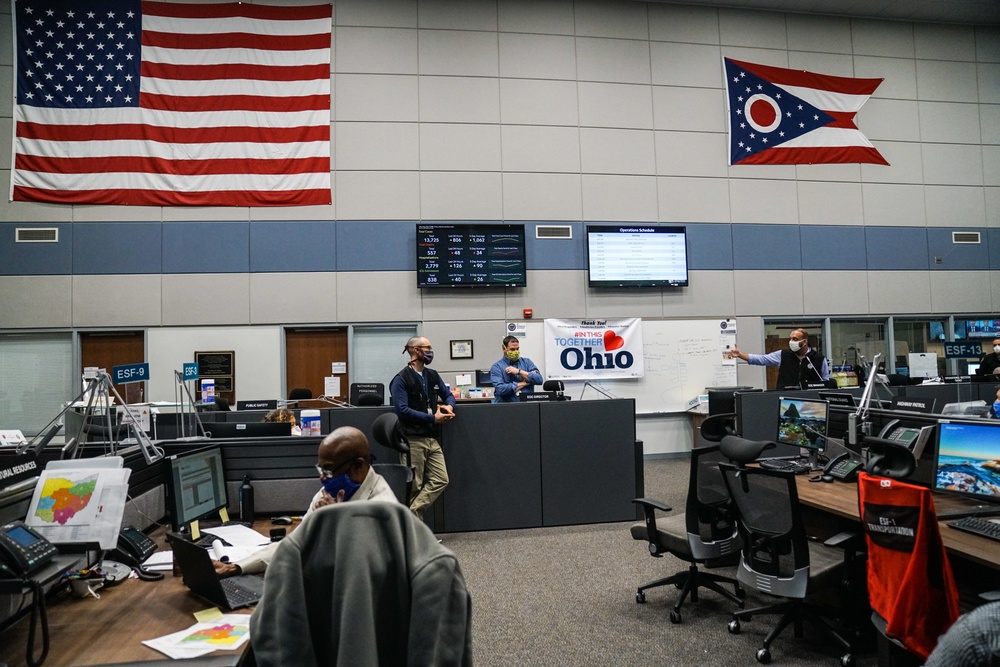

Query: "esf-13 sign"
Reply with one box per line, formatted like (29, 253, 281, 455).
(112, 362, 149, 383)
(543, 318, 645, 381)
(944, 341, 983, 359)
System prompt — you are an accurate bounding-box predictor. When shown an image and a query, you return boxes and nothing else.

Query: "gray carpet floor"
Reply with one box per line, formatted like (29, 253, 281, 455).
(442, 458, 878, 667)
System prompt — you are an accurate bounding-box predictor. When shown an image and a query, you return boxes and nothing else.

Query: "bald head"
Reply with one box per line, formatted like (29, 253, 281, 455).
(317, 426, 371, 484)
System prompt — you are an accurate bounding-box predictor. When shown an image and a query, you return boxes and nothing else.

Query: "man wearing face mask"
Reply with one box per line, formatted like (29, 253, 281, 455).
(490, 335, 544, 403)
(214, 426, 395, 578)
(729, 329, 830, 389)
(389, 336, 456, 520)
(977, 339, 1000, 375)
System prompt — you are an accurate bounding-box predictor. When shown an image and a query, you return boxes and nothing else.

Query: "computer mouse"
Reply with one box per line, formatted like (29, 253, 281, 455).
(272, 516, 293, 525)
(820, 474, 835, 483)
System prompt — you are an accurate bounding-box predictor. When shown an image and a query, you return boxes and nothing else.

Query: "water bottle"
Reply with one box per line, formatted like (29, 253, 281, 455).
(239, 475, 255, 524)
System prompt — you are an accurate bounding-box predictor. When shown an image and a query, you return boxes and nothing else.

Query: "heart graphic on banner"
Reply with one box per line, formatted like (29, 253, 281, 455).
(604, 330, 625, 351)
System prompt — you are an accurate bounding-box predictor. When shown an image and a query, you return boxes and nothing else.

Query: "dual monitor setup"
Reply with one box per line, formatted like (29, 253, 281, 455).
(415, 223, 689, 288)
(772, 394, 1000, 513)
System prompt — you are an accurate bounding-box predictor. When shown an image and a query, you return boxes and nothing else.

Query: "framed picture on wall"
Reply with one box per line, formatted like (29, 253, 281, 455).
(450, 340, 473, 359)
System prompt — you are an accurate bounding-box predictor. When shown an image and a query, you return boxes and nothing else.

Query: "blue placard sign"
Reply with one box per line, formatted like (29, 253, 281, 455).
(944, 341, 983, 359)
(112, 362, 149, 383)
(183, 362, 200, 380)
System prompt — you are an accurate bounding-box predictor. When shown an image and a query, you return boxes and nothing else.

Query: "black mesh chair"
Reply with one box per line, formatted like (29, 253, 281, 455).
(370, 412, 414, 505)
(630, 414, 745, 623)
(288, 387, 313, 401)
(720, 463, 856, 666)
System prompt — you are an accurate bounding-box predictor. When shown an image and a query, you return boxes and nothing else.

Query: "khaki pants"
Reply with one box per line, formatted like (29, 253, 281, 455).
(404, 435, 449, 520)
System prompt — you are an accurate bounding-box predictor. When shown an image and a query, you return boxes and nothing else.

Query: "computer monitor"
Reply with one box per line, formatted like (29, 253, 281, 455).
(475, 370, 493, 387)
(967, 362, 980, 375)
(706, 386, 755, 416)
(934, 421, 1000, 509)
(776, 397, 829, 467)
(167, 445, 229, 531)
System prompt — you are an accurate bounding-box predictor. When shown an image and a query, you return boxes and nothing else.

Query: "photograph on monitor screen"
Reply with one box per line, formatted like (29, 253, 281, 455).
(935, 423, 1000, 498)
(776, 397, 828, 449)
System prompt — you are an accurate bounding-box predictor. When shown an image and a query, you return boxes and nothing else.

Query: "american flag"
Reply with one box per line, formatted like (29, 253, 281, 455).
(724, 58, 888, 167)
(12, 0, 332, 207)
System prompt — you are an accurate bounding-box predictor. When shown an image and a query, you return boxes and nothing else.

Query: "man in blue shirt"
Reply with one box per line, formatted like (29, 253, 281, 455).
(490, 335, 544, 403)
(389, 336, 456, 520)
(729, 329, 830, 388)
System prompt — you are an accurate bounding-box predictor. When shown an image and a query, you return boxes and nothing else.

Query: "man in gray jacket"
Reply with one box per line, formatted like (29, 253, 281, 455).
(250, 502, 473, 666)
(214, 425, 396, 577)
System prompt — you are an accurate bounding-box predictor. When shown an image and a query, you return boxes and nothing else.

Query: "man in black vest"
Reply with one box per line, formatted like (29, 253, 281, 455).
(389, 336, 456, 520)
(977, 338, 1000, 375)
(730, 329, 829, 389)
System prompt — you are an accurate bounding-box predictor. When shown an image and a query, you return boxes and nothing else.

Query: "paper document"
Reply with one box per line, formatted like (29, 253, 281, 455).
(142, 551, 174, 571)
(202, 524, 271, 547)
(142, 613, 251, 659)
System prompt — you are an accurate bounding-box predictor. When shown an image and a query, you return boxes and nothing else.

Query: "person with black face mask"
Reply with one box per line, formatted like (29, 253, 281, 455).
(389, 336, 456, 520)
(977, 338, 1000, 375)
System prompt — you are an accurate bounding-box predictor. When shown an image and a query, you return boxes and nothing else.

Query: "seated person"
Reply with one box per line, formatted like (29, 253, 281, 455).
(263, 407, 300, 436)
(214, 426, 396, 577)
(979, 339, 1000, 375)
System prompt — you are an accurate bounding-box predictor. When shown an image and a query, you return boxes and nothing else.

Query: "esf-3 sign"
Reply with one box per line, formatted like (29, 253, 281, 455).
(112, 363, 149, 383)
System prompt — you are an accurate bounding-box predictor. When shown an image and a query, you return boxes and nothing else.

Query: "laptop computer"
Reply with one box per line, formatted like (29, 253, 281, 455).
(166, 533, 265, 610)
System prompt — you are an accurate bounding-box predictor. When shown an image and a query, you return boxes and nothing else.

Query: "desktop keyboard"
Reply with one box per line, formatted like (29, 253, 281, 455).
(947, 516, 1000, 542)
(758, 458, 812, 475)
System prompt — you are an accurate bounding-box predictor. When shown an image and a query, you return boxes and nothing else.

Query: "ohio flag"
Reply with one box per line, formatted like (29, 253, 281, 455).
(724, 58, 888, 166)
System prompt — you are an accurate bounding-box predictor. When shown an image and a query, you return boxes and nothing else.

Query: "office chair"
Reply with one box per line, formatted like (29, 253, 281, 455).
(249, 502, 473, 667)
(370, 412, 414, 505)
(356, 392, 384, 407)
(287, 387, 313, 401)
(857, 470, 960, 665)
(631, 414, 745, 623)
(721, 463, 857, 666)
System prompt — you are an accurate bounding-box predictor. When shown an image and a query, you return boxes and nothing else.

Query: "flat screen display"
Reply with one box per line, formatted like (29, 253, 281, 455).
(965, 320, 1000, 339)
(586, 225, 689, 287)
(935, 421, 1000, 503)
(776, 397, 829, 451)
(168, 445, 229, 529)
(416, 223, 527, 288)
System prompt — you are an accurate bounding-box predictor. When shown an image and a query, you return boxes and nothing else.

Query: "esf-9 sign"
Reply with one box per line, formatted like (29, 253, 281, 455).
(112, 363, 150, 383)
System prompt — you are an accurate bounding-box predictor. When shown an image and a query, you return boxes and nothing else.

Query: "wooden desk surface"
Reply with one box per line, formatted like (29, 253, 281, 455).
(795, 476, 1000, 571)
(0, 520, 286, 667)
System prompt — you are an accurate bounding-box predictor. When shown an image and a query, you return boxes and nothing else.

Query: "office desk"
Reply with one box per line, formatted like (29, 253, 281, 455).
(795, 477, 1000, 571)
(0, 521, 283, 667)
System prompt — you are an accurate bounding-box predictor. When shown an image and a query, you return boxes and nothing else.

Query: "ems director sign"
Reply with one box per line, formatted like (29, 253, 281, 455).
(543, 318, 645, 381)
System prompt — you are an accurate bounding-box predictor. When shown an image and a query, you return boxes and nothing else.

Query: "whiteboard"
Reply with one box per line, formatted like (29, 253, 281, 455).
(563, 319, 738, 414)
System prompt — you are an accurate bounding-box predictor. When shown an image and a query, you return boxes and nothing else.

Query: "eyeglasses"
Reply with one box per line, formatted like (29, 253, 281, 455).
(413, 345, 433, 351)
(315, 460, 353, 479)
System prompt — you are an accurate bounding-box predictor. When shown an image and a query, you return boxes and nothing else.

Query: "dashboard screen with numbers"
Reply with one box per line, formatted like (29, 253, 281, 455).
(416, 223, 527, 288)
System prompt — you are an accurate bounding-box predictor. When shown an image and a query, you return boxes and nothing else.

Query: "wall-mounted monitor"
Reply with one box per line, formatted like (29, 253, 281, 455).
(586, 225, 689, 287)
(965, 320, 1000, 339)
(416, 223, 527, 288)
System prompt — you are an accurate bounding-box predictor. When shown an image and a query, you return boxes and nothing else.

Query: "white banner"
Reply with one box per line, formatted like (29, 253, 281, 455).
(543, 318, 645, 381)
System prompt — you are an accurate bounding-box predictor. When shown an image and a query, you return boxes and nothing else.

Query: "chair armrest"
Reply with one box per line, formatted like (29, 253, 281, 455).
(632, 497, 672, 513)
(823, 530, 861, 550)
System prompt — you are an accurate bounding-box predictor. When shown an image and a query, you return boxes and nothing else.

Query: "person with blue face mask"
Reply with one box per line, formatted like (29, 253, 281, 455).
(214, 426, 395, 578)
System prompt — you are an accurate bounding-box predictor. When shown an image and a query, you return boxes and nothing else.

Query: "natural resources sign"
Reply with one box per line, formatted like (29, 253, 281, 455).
(544, 318, 645, 381)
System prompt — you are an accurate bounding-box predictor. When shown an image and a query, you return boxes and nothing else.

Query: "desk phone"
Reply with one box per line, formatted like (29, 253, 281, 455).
(0, 521, 58, 578)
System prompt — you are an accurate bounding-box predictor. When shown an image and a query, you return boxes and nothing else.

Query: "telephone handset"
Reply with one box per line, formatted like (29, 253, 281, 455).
(0, 520, 59, 578)
(109, 525, 157, 567)
(823, 452, 864, 482)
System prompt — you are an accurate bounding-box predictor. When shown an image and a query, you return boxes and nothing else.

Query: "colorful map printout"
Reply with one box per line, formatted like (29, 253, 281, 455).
(181, 623, 249, 647)
(34, 473, 100, 525)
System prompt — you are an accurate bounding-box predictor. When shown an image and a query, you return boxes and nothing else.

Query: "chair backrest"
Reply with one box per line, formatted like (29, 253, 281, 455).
(699, 413, 736, 443)
(720, 463, 811, 599)
(350, 382, 386, 406)
(288, 387, 313, 400)
(356, 392, 385, 406)
(862, 436, 916, 478)
(857, 472, 960, 659)
(371, 412, 409, 454)
(685, 444, 740, 560)
(719, 434, 776, 466)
